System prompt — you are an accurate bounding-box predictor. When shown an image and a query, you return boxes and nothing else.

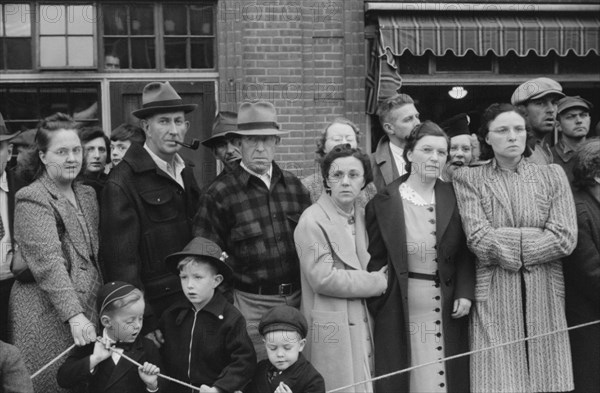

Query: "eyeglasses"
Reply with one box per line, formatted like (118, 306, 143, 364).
(489, 126, 527, 135)
(327, 135, 356, 144)
(242, 135, 278, 147)
(414, 147, 447, 157)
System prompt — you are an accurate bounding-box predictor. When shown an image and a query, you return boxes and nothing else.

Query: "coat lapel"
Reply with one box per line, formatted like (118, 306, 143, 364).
(435, 181, 454, 244)
(375, 183, 408, 278)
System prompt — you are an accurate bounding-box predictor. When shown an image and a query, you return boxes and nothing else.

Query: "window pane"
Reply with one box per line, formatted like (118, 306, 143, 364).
(397, 52, 429, 74)
(498, 52, 554, 74)
(103, 5, 127, 35)
(164, 5, 187, 35)
(130, 5, 154, 35)
(68, 36, 94, 66)
(190, 5, 213, 35)
(40, 36, 66, 66)
(6, 38, 31, 69)
(191, 38, 214, 68)
(131, 38, 155, 68)
(165, 38, 187, 68)
(39, 5, 66, 35)
(104, 38, 128, 68)
(68, 5, 94, 35)
(39, 86, 69, 116)
(5, 4, 31, 37)
(436, 52, 493, 72)
(559, 53, 600, 74)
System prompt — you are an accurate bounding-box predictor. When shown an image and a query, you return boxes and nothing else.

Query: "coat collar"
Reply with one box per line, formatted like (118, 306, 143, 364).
(234, 161, 287, 190)
(373, 136, 400, 185)
(122, 143, 194, 184)
(173, 290, 228, 325)
(104, 335, 146, 389)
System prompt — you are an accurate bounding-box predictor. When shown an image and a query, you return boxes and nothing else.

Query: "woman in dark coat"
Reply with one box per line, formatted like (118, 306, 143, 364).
(564, 137, 600, 393)
(366, 121, 474, 393)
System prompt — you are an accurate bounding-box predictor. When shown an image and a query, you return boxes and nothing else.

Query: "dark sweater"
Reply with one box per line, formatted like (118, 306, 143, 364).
(247, 354, 325, 393)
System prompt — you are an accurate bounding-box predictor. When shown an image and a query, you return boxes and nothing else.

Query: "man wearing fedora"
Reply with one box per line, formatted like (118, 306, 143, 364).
(511, 77, 566, 165)
(0, 113, 25, 342)
(194, 101, 311, 359)
(100, 81, 201, 345)
(201, 111, 242, 180)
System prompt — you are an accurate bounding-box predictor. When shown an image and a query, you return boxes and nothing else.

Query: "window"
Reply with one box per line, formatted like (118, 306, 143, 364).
(0, 84, 100, 131)
(39, 4, 95, 68)
(0, 3, 32, 70)
(558, 52, 600, 74)
(436, 52, 493, 72)
(498, 52, 555, 74)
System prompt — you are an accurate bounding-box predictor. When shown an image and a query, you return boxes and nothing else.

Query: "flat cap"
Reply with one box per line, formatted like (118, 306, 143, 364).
(557, 96, 593, 114)
(511, 77, 565, 106)
(259, 305, 308, 338)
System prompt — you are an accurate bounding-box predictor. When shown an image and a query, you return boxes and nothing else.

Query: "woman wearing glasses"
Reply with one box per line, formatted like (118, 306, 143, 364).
(302, 118, 377, 207)
(9, 113, 102, 392)
(295, 144, 388, 392)
(452, 104, 577, 392)
(367, 121, 474, 393)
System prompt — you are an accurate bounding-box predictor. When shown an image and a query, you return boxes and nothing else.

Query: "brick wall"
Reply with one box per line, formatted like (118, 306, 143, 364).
(217, 0, 366, 179)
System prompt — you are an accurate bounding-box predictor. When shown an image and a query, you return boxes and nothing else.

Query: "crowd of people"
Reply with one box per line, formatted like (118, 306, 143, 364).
(0, 76, 598, 393)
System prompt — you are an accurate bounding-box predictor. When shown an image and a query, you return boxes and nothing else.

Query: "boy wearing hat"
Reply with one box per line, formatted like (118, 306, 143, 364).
(551, 96, 594, 184)
(160, 237, 256, 393)
(247, 305, 325, 393)
(57, 281, 162, 393)
(202, 111, 242, 176)
(439, 113, 475, 181)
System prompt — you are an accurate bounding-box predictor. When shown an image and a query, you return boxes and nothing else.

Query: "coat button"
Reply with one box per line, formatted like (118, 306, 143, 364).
(436, 333, 442, 338)
(434, 308, 440, 312)
(439, 383, 445, 387)
(157, 198, 161, 202)
(439, 371, 444, 375)
(434, 296, 441, 300)
(436, 346, 442, 351)
(435, 320, 441, 325)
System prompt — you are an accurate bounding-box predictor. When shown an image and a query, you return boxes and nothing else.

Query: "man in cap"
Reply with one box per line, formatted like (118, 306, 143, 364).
(372, 93, 420, 191)
(100, 81, 201, 345)
(194, 101, 311, 359)
(511, 77, 566, 165)
(201, 111, 242, 179)
(551, 96, 594, 184)
(0, 113, 24, 341)
(440, 113, 475, 181)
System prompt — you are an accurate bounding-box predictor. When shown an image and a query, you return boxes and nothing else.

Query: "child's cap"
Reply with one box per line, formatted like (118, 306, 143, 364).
(164, 237, 233, 280)
(97, 281, 139, 315)
(259, 305, 308, 338)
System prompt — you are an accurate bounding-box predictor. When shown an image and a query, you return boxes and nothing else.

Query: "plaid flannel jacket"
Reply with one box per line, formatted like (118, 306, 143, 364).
(194, 162, 311, 286)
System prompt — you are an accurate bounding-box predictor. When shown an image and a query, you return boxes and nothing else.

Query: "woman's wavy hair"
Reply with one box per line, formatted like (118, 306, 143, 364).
(315, 117, 361, 160)
(402, 120, 449, 174)
(79, 125, 111, 165)
(320, 143, 373, 192)
(17, 113, 80, 183)
(572, 137, 600, 190)
(477, 103, 533, 161)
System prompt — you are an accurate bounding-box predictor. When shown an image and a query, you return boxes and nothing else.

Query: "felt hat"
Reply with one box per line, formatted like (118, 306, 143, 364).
(131, 81, 197, 119)
(0, 112, 21, 142)
(165, 237, 232, 280)
(97, 281, 139, 315)
(511, 77, 565, 106)
(439, 113, 470, 138)
(201, 111, 238, 148)
(233, 101, 287, 136)
(557, 96, 593, 115)
(258, 305, 308, 339)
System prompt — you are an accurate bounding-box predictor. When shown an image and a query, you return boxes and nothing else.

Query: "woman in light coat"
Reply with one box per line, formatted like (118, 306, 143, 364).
(295, 145, 387, 393)
(453, 103, 577, 392)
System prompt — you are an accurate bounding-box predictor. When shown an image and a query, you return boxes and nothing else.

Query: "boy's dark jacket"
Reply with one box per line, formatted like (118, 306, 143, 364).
(247, 354, 325, 393)
(159, 291, 256, 393)
(56, 335, 162, 393)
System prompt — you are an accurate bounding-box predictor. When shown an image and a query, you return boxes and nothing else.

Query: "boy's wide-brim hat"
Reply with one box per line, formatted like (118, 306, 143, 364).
(165, 237, 233, 280)
(233, 101, 288, 136)
(131, 81, 197, 119)
(511, 77, 565, 106)
(0, 112, 21, 142)
(201, 111, 238, 148)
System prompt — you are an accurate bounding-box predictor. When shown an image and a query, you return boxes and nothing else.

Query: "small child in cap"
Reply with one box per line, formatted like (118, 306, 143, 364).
(57, 281, 162, 393)
(159, 237, 256, 393)
(247, 305, 325, 393)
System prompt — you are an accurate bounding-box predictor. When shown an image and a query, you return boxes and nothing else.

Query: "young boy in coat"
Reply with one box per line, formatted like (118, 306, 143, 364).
(57, 281, 162, 393)
(247, 306, 325, 393)
(160, 237, 256, 393)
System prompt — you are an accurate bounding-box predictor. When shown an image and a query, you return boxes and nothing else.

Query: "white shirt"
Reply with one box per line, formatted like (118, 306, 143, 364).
(0, 171, 12, 281)
(389, 142, 408, 178)
(144, 144, 185, 189)
(241, 162, 273, 189)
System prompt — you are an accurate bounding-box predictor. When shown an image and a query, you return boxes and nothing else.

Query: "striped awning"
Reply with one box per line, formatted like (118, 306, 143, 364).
(379, 14, 600, 57)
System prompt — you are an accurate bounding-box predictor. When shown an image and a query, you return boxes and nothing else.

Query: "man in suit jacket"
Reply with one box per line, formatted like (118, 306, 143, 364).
(0, 113, 24, 342)
(371, 94, 420, 192)
(100, 82, 201, 344)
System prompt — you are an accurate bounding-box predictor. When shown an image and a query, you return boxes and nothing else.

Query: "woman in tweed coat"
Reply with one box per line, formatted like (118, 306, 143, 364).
(8, 113, 102, 392)
(453, 103, 577, 393)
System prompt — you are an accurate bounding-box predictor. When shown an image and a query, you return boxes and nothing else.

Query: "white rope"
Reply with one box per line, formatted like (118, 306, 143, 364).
(327, 320, 600, 393)
(30, 344, 76, 380)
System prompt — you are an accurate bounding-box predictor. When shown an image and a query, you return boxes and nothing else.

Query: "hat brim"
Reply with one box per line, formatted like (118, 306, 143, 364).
(201, 131, 233, 147)
(559, 102, 592, 114)
(0, 130, 22, 142)
(231, 129, 288, 136)
(165, 251, 233, 280)
(132, 104, 197, 119)
(516, 90, 565, 105)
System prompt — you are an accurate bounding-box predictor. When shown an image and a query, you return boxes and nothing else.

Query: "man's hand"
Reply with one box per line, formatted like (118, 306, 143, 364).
(89, 337, 112, 370)
(145, 329, 165, 348)
(451, 298, 472, 319)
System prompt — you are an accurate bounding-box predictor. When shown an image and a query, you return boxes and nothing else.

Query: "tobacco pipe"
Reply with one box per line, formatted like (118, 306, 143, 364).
(173, 139, 201, 150)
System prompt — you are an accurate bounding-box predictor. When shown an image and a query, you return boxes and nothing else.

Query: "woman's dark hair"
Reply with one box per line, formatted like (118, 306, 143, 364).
(402, 120, 449, 174)
(315, 117, 361, 159)
(110, 123, 146, 145)
(477, 103, 532, 161)
(79, 126, 110, 164)
(320, 143, 373, 191)
(18, 113, 80, 182)
(572, 137, 600, 189)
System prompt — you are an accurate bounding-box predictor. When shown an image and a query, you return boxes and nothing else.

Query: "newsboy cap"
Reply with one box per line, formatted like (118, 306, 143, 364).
(131, 81, 197, 119)
(511, 77, 565, 106)
(557, 96, 593, 115)
(165, 237, 232, 280)
(233, 101, 287, 136)
(259, 305, 308, 338)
